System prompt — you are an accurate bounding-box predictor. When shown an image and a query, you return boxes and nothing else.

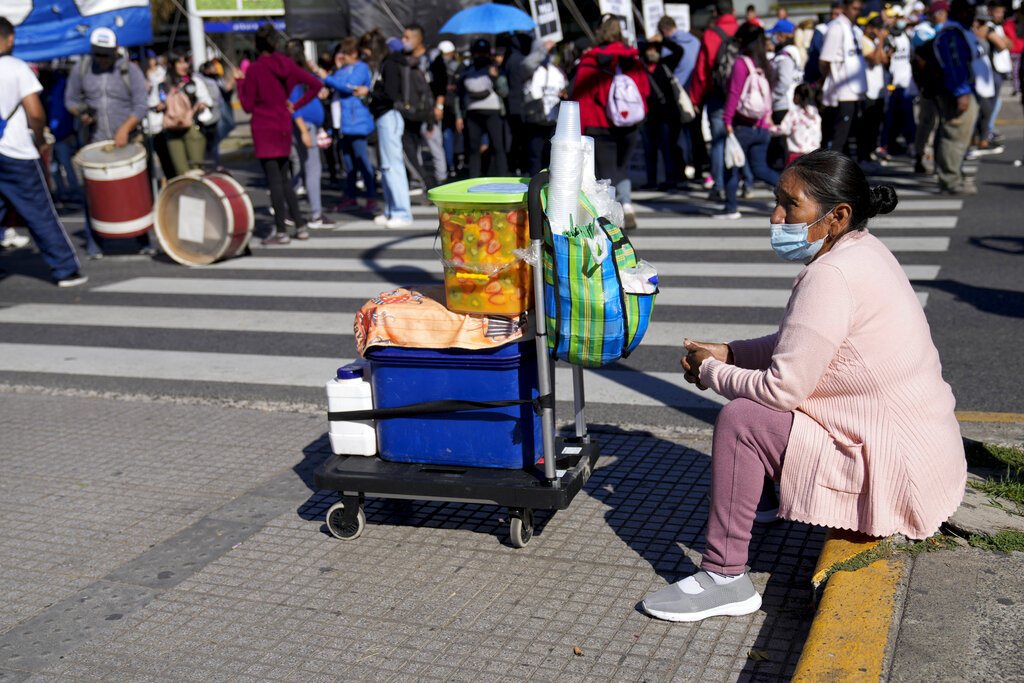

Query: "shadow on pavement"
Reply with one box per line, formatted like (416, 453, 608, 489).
(914, 278, 1024, 318)
(286, 427, 824, 678)
(968, 235, 1024, 255)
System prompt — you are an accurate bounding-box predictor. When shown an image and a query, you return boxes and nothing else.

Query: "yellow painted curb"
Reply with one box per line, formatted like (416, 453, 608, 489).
(811, 529, 884, 586)
(793, 555, 905, 681)
(956, 410, 1024, 424)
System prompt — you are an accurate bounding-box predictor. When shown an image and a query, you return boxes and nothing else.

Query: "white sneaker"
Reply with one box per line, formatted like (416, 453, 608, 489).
(308, 215, 336, 229)
(373, 214, 389, 226)
(384, 217, 414, 229)
(712, 211, 742, 220)
(295, 185, 307, 197)
(1, 229, 31, 249)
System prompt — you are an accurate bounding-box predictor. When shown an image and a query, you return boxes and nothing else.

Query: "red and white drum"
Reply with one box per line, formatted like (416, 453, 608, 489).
(154, 171, 254, 266)
(74, 141, 153, 238)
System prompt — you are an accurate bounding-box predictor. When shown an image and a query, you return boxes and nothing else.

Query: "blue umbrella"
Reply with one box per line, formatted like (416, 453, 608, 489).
(439, 3, 537, 35)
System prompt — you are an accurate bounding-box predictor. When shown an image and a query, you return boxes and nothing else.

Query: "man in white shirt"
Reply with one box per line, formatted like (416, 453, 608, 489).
(819, 0, 868, 153)
(0, 16, 87, 287)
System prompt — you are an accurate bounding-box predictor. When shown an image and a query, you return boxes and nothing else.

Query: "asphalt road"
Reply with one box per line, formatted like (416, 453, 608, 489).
(1, 125, 1021, 433)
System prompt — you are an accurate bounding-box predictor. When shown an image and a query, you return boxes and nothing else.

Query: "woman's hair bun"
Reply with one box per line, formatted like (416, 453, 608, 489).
(868, 184, 898, 217)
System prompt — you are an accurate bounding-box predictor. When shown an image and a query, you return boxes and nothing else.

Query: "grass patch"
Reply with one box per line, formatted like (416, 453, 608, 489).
(823, 534, 960, 582)
(965, 441, 1024, 512)
(968, 531, 1024, 553)
(964, 440, 1024, 471)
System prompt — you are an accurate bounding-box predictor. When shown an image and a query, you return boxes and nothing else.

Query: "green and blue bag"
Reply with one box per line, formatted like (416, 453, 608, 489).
(541, 190, 657, 367)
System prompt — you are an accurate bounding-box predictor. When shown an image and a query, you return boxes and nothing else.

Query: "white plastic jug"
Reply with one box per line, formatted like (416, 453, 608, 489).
(326, 364, 376, 456)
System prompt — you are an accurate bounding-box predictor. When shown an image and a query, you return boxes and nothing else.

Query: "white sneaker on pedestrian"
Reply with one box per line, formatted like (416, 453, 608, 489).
(55, 271, 88, 288)
(373, 214, 389, 226)
(308, 215, 336, 229)
(384, 217, 414, 229)
(712, 211, 742, 220)
(295, 185, 307, 197)
(1, 229, 30, 249)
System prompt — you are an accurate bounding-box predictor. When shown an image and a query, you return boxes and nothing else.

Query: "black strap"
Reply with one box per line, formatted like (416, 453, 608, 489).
(328, 394, 554, 422)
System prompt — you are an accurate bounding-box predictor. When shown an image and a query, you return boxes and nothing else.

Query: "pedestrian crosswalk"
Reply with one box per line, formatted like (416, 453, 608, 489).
(0, 168, 965, 427)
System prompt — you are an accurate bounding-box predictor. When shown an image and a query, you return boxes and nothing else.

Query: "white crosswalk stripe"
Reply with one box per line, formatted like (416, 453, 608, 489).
(0, 169, 960, 417)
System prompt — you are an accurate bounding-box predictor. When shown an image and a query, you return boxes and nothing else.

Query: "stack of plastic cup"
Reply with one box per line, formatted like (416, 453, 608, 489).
(547, 102, 582, 235)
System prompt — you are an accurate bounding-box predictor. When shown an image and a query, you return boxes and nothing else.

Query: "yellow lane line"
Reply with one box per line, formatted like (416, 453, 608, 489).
(956, 411, 1024, 424)
(793, 556, 906, 681)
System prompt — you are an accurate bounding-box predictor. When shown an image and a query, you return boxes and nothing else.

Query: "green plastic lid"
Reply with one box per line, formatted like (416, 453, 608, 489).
(427, 176, 530, 205)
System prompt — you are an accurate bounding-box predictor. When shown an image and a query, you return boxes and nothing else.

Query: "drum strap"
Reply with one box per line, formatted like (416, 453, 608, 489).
(79, 56, 133, 98)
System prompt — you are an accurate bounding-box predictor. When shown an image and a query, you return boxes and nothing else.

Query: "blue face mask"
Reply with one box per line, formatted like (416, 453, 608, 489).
(770, 208, 835, 263)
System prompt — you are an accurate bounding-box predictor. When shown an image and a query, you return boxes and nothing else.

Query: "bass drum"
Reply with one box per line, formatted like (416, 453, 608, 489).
(154, 172, 254, 266)
(74, 140, 153, 238)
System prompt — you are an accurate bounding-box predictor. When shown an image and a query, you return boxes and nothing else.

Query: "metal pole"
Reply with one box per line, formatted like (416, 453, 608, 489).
(572, 364, 587, 440)
(528, 172, 559, 486)
(185, 0, 207, 64)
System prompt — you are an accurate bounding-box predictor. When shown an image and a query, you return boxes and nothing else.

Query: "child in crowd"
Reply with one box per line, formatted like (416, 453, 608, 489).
(771, 82, 821, 166)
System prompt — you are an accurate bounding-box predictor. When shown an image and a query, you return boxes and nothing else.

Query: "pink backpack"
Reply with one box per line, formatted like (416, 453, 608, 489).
(735, 56, 771, 120)
(606, 67, 646, 127)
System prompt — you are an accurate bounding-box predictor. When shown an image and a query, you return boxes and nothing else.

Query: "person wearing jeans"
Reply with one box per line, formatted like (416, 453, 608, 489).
(359, 32, 412, 228)
(322, 38, 376, 212)
(374, 109, 413, 225)
(719, 26, 780, 218)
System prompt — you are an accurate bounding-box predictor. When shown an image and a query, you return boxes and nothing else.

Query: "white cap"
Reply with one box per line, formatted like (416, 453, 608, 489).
(438, 40, 456, 54)
(90, 27, 117, 55)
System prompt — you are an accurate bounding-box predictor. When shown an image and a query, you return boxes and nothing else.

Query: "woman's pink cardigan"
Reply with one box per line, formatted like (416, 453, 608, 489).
(699, 230, 965, 539)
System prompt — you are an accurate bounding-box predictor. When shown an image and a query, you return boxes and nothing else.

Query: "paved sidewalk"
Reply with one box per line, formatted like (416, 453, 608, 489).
(0, 390, 825, 682)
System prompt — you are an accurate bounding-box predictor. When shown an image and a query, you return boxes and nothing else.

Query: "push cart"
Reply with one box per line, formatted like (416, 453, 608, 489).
(313, 171, 601, 547)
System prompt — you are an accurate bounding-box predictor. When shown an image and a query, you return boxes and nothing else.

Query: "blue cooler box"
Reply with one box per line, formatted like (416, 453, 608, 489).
(364, 342, 542, 469)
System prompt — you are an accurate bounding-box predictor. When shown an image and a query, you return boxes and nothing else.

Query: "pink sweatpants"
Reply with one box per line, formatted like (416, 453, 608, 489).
(701, 398, 794, 575)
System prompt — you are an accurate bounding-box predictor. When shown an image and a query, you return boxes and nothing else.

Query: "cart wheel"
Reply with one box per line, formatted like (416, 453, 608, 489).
(325, 500, 365, 540)
(509, 508, 535, 548)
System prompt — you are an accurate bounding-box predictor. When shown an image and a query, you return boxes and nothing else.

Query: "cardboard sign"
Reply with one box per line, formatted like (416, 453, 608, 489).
(664, 3, 691, 33)
(598, 0, 637, 43)
(642, 0, 665, 40)
(530, 0, 563, 44)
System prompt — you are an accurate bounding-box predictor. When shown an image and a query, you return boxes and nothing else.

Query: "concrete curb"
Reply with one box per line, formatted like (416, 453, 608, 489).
(792, 428, 1024, 680)
(791, 530, 906, 681)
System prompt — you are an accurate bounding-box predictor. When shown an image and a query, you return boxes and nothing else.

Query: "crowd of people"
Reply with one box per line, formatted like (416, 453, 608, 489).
(2, 1, 1023, 271)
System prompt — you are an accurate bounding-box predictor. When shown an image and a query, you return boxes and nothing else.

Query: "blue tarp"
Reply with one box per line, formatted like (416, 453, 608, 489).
(8, 0, 154, 63)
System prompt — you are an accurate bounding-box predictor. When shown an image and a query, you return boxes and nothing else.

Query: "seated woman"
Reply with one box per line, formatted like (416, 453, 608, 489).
(642, 149, 966, 622)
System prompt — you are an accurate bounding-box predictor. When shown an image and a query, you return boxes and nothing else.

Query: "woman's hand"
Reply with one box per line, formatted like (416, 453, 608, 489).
(455, 117, 464, 134)
(680, 339, 732, 390)
(352, 85, 369, 97)
(300, 128, 313, 148)
(232, 69, 244, 81)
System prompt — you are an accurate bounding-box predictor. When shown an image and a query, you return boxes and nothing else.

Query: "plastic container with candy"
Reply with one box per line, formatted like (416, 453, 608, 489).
(427, 177, 532, 316)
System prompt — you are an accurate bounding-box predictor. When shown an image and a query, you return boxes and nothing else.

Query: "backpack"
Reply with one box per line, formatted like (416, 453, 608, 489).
(463, 71, 495, 101)
(711, 26, 741, 96)
(162, 87, 194, 131)
(735, 56, 772, 119)
(911, 36, 945, 98)
(398, 63, 434, 124)
(606, 67, 645, 126)
(523, 62, 566, 125)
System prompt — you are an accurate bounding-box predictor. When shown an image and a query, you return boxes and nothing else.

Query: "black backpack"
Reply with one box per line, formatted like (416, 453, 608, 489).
(398, 63, 434, 124)
(911, 36, 945, 98)
(710, 26, 741, 96)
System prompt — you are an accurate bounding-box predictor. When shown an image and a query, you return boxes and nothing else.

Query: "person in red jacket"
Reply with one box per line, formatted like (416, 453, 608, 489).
(236, 23, 322, 245)
(689, 0, 740, 201)
(571, 16, 650, 229)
